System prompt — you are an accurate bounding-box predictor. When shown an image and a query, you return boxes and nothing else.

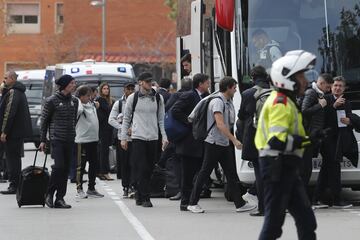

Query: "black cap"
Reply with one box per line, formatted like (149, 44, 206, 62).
(56, 74, 74, 91)
(137, 72, 152, 82)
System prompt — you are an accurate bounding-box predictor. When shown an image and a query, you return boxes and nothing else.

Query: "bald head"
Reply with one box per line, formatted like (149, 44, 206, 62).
(4, 71, 18, 87)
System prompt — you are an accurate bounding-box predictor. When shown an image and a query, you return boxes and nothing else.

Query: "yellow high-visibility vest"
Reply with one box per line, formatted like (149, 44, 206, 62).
(255, 90, 306, 158)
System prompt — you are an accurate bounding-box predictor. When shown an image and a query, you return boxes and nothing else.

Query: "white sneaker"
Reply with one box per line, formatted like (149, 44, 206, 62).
(243, 192, 258, 206)
(236, 202, 257, 212)
(187, 205, 205, 213)
(76, 189, 88, 199)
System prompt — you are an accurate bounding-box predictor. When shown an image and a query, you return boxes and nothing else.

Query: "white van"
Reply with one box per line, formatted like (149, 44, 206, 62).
(45, 60, 135, 100)
(16, 69, 46, 147)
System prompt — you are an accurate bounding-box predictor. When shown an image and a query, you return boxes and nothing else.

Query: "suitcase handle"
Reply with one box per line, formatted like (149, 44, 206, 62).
(33, 150, 48, 169)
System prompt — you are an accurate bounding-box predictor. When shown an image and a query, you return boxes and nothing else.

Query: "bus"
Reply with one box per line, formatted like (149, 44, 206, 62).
(177, 0, 360, 189)
(16, 69, 46, 147)
(43, 60, 136, 101)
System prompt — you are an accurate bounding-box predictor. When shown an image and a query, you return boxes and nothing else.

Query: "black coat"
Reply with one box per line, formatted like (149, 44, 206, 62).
(323, 94, 359, 167)
(40, 92, 78, 142)
(158, 88, 171, 105)
(96, 97, 113, 133)
(301, 87, 325, 135)
(236, 81, 270, 161)
(171, 89, 204, 158)
(0, 82, 32, 140)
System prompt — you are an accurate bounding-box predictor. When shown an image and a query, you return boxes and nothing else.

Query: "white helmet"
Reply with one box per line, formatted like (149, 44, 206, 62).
(270, 50, 316, 92)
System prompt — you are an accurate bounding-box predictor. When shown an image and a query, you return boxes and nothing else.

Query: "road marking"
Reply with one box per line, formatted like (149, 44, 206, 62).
(114, 200, 155, 240)
(100, 181, 155, 240)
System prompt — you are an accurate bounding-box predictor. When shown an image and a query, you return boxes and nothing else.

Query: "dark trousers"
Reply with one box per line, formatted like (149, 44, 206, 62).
(5, 138, 23, 189)
(48, 140, 74, 200)
(98, 129, 112, 174)
(119, 142, 132, 188)
(259, 156, 317, 240)
(76, 142, 98, 191)
(131, 139, 158, 200)
(253, 159, 265, 213)
(315, 139, 341, 202)
(180, 155, 203, 206)
(189, 143, 245, 208)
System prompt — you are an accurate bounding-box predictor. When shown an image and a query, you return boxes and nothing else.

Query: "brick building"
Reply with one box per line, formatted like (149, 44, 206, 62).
(0, 0, 176, 79)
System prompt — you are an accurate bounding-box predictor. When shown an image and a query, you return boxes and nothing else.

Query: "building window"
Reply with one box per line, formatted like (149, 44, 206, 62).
(6, 3, 40, 34)
(56, 3, 64, 33)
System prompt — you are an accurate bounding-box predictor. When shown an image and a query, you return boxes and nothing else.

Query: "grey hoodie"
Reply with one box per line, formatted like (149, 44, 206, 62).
(120, 89, 167, 142)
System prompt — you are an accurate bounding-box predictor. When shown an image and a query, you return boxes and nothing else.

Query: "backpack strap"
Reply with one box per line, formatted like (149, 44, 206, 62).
(118, 99, 122, 114)
(207, 96, 225, 134)
(130, 91, 139, 124)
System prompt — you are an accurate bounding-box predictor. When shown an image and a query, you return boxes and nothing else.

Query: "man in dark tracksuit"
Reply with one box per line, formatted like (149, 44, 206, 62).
(171, 73, 210, 211)
(236, 65, 270, 216)
(0, 71, 32, 194)
(301, 73, 332, 202)
(40, 74, 78, 209)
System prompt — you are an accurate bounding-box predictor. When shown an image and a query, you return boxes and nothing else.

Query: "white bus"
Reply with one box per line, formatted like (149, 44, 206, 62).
(177, 0, 360, 189)
(43, 60, 136, 100)
(16, 69, 46, 147)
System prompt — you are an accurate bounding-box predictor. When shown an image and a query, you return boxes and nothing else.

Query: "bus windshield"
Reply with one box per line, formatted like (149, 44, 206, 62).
(237, 0, 360, 92)
(20, 81, 43, 105)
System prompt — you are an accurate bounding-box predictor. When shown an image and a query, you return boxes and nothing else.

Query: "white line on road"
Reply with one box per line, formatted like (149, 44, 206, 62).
(114, 200, 155, 240)
(100, 181, 155, 240)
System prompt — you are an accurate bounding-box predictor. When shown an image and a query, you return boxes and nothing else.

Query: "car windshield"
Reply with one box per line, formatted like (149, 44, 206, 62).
(237, 0, 360, 89)
(20, 81, 43, 105)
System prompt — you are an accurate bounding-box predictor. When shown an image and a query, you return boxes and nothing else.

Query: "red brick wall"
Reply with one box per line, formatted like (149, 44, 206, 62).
(0, 0, 176, 78)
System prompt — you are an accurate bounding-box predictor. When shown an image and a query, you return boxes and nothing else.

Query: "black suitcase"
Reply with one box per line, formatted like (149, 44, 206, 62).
(16, 151, 49, 208)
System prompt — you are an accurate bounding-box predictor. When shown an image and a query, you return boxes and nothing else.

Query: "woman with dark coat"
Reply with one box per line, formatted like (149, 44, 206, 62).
(96, 83, 114, 181)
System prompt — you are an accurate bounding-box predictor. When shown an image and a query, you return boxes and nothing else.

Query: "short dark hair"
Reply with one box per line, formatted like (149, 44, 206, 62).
(319, 73, 334, 84)
(192, 73, 209, 89)
(91, 86, 98, 92)
(333, 76, 346, 86)
(181, 53, 191, 64)
(76, 85, 91, 97)
(219, 76, 237, 92)
(250, 65, 268, 80)
(124, 83, 135, 90)
(159, 78, 171, 89)
(138, 72, 153, 82)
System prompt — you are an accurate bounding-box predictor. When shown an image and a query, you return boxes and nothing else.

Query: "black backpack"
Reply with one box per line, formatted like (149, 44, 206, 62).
(192, 96, 223, 141)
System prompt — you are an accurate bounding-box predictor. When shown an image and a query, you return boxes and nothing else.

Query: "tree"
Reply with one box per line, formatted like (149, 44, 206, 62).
(164, 0, 177, 20)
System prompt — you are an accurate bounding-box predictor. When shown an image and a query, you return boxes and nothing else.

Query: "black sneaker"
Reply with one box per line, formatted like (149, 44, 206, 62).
(45, 193, 54, 208)
(180, 204, 188, 211)
(123, 188, 129, 198)
(333, 201, 353, 209)
(54, 199, 72, 209)
(142, 200, 153, 208)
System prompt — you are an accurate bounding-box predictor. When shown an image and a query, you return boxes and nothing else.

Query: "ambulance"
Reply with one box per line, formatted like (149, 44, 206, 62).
(43, 60, 136, 100)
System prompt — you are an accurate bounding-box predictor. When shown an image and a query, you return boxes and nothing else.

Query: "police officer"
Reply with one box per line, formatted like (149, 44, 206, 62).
(255, 50, 317, 240)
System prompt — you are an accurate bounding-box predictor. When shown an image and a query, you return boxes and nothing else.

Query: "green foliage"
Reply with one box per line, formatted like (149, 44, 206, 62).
(164, 0, 177, 20)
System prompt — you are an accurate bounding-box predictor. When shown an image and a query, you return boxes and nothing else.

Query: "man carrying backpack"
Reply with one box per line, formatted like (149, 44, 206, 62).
(120, 72, 168, 208)
(187, 77, 256, 213)
(236, 65, 271, 216)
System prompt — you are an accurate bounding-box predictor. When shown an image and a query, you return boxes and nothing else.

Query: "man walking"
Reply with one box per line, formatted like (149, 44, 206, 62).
(0, 71, 32, 194)
(109, 83, 135, 197)
(171, 73, 210, 211)
(187, 77, 255, 213)
(255, 50, 317, 239)
(39, 74, 78, 209)
(121, 72, 168, 208)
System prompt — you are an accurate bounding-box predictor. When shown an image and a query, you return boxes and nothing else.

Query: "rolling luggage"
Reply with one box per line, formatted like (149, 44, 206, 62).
(16, 150, 49, 208)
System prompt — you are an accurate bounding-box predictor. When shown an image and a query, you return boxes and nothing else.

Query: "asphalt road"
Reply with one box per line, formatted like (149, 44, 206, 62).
(1, 144, 360, 240)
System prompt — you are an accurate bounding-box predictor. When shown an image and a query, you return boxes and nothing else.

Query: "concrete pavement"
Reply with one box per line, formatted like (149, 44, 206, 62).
(1, 144, 360, 240)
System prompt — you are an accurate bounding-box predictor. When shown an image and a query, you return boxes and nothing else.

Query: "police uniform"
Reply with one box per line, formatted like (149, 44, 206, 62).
(255, 90, 317, 240)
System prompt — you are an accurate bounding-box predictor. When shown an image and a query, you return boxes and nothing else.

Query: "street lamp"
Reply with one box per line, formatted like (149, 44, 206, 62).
(90, 0, 106, 62)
